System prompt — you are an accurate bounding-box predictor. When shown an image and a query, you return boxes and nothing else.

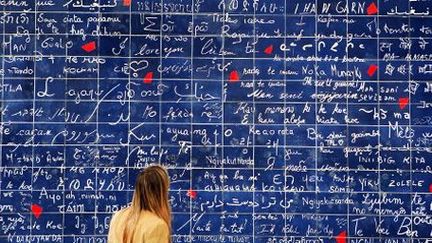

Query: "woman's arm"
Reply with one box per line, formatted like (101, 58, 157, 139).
(107, 211, 120, 243)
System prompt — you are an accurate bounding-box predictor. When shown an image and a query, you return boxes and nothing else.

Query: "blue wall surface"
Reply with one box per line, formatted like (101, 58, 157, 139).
(0, 0, 432, 242)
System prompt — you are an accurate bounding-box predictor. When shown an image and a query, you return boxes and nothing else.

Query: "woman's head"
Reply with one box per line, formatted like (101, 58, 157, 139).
(124, 164, 171, 242)
(133, 164, 170, 213)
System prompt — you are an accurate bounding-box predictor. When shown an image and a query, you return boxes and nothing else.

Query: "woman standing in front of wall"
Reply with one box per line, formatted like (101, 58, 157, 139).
(108, 165, 171, 243)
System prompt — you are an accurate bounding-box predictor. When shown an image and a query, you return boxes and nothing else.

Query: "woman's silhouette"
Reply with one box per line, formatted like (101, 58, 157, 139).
(108, 164, 171, 243)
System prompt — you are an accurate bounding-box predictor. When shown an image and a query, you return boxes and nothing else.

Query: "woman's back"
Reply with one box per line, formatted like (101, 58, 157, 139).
(108, 207, 170, 243)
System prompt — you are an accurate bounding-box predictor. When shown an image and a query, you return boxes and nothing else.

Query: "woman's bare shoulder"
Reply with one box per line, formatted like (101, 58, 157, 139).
(112, 206, 130, 221)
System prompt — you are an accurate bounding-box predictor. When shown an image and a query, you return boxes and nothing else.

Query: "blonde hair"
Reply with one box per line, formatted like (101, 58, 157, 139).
(123, 164, 171, 243)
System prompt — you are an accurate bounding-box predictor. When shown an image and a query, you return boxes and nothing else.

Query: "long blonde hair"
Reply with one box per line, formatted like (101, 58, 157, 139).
(123, 164, 171, 243)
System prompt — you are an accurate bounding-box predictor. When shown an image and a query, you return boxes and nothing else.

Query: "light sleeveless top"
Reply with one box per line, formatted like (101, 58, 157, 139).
(108, 207, 170, 243)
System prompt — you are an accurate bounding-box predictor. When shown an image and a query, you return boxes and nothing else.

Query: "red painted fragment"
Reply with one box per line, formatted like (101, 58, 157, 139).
(187, 189, 197, 199)
(399, 97, 409, 110)
(335, 230, 347, 243)
(81, 41, 96, 53)
(228, 70, 239, 82)
(367, 2, 378, 15)
(264, 45, 273, 55)
(143, 72, 154, 84)
(367, 64, 378, 77)
(31, 204, 43, 219)
(123, 0, 131, 6)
